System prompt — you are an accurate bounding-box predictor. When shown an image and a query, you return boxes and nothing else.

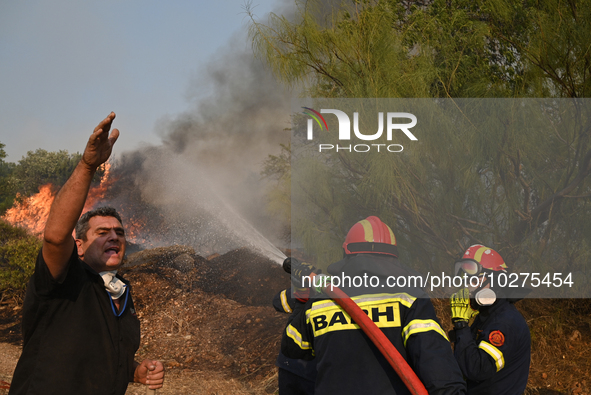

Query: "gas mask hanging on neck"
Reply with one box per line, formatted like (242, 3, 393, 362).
(99, 271, 127, 299)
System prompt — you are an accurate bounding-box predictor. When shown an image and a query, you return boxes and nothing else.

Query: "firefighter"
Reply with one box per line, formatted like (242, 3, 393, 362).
(450, 245, 531, 395)
(282, 216, 466, 395)
(273, 287, 317, 395)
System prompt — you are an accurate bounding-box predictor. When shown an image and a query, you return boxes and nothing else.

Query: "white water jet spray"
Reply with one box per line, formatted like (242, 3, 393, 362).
(138, 153, 288, 264)
(197, 181, 287, 264)
(214, 199, 287, 264)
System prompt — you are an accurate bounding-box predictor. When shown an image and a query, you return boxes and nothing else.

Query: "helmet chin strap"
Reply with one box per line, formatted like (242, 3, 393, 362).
(99, 270, 127, 299)
(472, 276, 496, 307)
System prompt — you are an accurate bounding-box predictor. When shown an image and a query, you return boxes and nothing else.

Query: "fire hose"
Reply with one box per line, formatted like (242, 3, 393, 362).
(284, 258, 428, 395)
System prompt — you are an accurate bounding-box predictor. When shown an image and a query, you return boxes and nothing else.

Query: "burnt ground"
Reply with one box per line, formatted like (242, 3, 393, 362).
(1, 246, 590, 394)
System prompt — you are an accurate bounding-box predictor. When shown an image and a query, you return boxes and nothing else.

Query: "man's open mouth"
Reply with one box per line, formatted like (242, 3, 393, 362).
(105, 246, 120, 256)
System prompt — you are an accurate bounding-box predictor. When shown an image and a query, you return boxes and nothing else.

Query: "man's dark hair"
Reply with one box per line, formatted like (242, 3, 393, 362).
(75, 206, 124, 241)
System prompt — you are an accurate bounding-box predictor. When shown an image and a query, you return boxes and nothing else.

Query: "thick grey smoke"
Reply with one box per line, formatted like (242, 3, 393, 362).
(111, 31, 291, 260)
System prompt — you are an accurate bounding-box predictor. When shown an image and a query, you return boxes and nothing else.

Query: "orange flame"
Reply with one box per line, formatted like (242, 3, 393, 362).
(2, 161, 152, 246)
(83, 162, 112, 212)
(2, 184, 56, 236)
(117, 209, 150, 245)
(2, 162, 116, 238)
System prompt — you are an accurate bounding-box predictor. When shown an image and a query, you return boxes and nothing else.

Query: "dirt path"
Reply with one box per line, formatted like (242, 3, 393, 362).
(0, 343, 19, 394)
(125, 370, 277, 395)
(0, 343, 277, 395)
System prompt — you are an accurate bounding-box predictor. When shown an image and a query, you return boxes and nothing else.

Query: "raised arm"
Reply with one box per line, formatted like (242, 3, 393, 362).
(42, 112, 119, 280)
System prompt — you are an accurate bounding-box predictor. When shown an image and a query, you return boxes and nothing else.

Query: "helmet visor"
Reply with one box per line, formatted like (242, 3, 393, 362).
(454, 260, 482, 277)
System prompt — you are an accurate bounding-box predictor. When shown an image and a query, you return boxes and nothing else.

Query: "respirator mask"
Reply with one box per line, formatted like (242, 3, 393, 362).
(99, 271, 127, 299)
(454, 260, 497, 307)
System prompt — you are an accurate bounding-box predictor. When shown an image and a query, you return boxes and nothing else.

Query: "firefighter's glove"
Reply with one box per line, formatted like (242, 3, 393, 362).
(288, 258, 320, 288)
(450, 288, 477, 329)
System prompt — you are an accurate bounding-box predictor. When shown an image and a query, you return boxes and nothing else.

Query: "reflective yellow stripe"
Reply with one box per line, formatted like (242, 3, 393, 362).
(280, 289, 292, 313)
(286, 324, 312, 350)
(352, 293, 415, 309)
(479, 341, 505, 371)
(306, 300, 340, 322)
(360, 219, 374, 242)
(402, 319, 449, 346)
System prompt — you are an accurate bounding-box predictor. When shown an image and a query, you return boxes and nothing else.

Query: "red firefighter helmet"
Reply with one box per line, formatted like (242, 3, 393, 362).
(454, 244, 508, 276)
(342, 216, 398, 257)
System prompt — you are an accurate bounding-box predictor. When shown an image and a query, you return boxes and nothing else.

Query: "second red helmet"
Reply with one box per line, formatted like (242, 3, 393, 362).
(455, 244, 508, 277)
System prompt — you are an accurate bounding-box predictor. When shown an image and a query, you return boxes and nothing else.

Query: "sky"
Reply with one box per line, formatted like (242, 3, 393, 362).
(0, 0, 287, 162)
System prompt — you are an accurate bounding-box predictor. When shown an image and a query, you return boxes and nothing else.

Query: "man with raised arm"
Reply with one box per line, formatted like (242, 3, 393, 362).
(9, 113, 164, 395)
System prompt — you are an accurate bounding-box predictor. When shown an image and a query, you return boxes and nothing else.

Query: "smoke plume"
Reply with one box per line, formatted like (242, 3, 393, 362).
(106, 33, 291, 259)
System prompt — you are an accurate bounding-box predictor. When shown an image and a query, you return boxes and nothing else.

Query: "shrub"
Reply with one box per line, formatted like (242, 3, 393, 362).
(0, 220, 41, 292)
